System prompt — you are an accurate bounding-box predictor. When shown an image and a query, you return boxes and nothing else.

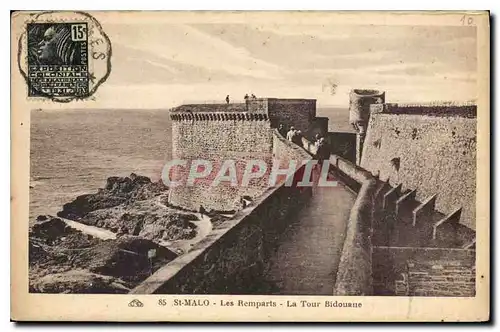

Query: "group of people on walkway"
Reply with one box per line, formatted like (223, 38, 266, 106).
(244, 93, 257, 101)
(225, 94, 257, 104)
(313, 133, 330, 163)
(278, 123, 330, 162)
(285, 125, 304, 146)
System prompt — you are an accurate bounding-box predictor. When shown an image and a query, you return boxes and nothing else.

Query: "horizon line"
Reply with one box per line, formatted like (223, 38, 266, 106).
(32, 104, 350, 112)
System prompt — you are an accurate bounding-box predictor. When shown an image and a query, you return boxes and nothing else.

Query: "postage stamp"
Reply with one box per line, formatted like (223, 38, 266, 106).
(27, 23, 89, 97)
(17, 11, 111, 102)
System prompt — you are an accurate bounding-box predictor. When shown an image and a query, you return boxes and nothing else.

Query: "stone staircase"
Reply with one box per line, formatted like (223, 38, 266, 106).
(370, 180, 476, 296)
(373, 181, 476, 249)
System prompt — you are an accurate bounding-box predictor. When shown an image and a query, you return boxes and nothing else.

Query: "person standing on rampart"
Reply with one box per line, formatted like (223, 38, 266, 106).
(226, 95, 230, 104)
(315, 137, 329, 164)
(278, 123, 287, 137)
(292, 130, 303, 146)
(314, 133, 321, 143)
(286, 126, 296, 141)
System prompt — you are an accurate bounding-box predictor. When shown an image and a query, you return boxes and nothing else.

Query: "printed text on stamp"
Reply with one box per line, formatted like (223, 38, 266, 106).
(27, 23, 89, 97)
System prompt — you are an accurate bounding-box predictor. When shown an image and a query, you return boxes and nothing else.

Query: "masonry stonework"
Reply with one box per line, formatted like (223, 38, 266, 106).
(168, 98, 317, 212)
(169, 113, 274, 212)
(372, 247, 475, 296)
(361, 110, 476, 228)
(349, 89, 386, 165)
(267, 98, 316, 133)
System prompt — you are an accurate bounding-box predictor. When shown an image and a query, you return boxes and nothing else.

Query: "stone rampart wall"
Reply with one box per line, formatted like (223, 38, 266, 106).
(361, 111, 476, 228)
(372, 246, 475, 296)
(330, 155, 377, 295)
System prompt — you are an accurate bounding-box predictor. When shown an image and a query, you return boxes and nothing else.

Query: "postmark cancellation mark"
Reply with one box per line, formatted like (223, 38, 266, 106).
(17, 11, 111, 102)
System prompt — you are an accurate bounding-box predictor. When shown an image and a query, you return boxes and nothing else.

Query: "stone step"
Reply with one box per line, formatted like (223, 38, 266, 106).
(382, 183, 402, 213)
(412, 194, 437, 227)
(375, 185, 475, 249)
(395, 189, 416, 218)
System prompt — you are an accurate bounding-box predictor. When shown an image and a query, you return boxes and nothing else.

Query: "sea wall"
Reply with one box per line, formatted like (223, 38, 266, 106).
(330, 155, 378, 295)
(361, 109, 476, 229)
(132, 134, 313, 294)
(168, 113, 273, 212)
(372, 246, 475, 296)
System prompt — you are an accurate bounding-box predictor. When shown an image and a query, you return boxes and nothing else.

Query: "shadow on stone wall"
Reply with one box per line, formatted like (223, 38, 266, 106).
(329, 155, 378, 296)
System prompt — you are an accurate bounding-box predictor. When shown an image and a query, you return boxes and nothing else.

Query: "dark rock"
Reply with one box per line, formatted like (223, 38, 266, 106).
(130, 173, 152, 186)
(140, 213, 198, 242)
(30, 174, 196, 294)
(71, 236, 177, 283)
(115, 213, 152, 236)
(29, 239, 49, 264)
(117, 225, 129, 236)
(31, 217, 71, 243)
(105, 176, 133, 193)
(57, 193, 127, 220)
(30, 269, 131, 294)
(208, 214, 230, 226)
(29, 227, 101, 268)
(128, 180, 167, 201)
(57, 174, 167, 220)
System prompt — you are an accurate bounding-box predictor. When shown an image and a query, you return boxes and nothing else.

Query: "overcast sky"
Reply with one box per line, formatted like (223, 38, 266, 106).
(60, 21, 478, 109)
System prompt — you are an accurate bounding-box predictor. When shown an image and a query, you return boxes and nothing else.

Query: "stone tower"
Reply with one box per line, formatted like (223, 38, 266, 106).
(167, 98, 316, 212)
(349, 89, 385, 165)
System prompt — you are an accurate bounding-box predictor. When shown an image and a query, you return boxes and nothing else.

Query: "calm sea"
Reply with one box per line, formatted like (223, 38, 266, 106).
(30, 109, 173, 221)
(29, 107, 350, 222)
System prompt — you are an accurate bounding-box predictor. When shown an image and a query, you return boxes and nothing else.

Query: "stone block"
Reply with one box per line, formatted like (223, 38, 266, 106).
(432, 207, 462, 240)
(395, 189, 417, 219)
(412, 194, 437, 227)
(383, 183, 402, 212)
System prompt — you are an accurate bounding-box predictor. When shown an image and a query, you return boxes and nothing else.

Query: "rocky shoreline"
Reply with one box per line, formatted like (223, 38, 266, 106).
(29, 173, 213, 294)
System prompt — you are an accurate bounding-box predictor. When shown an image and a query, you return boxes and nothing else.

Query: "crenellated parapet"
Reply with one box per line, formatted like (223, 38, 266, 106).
(369, 102, 477, 118)
(170, 112, 269, 121)
(169, 98, 316, 131)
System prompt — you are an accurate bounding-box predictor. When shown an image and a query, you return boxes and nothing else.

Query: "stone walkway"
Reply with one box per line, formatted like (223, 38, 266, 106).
(259, 179, 356, 295)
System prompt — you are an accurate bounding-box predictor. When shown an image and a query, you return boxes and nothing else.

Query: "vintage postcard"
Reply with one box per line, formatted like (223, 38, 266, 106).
(11, 11, 490, 322)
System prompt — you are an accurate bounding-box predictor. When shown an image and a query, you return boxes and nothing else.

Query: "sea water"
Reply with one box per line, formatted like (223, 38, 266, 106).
(29, 108, 172, 222)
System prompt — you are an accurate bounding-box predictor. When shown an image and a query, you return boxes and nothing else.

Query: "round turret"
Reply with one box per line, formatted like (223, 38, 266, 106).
(349, 89, 385, 134)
